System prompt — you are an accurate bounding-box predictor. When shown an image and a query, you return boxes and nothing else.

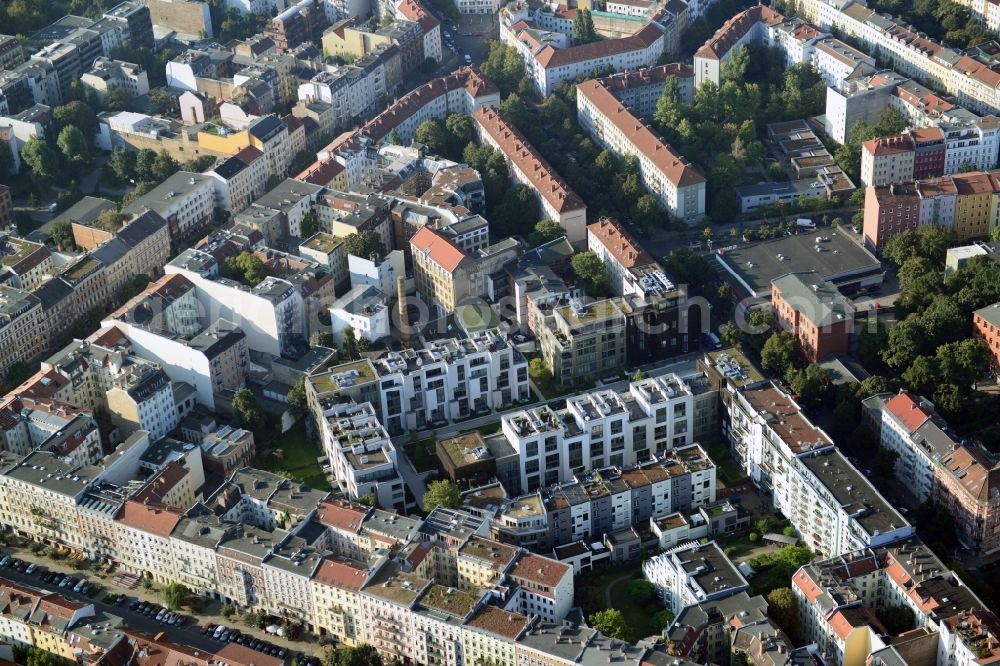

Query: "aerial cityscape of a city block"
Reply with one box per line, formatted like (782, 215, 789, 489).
(0, 0, 998, 663)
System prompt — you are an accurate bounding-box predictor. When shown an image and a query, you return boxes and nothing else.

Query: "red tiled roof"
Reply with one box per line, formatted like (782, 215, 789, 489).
(862, 134, 913, 157)
(131, 461, 189, 509)
(315, 498, 369, 533)
(884, 393, 931, 433)
(592, 63, 693, 96)
(233, 145, 264, 165)
(117, 500, 183, 537)
(533, 21, 664, 68)
(397, 0, 439, 33)
(509, 553, 570, 589)
(940, 445, 1000, 501)
(577, 79, 705, 187)
(587, 217, 654, 269)
(216, 642, 283, 666)
(473, 106, 585, 214)
(694, 5, 785, 59)
(410, 226, 467, 273)
(295, 158, 345, 186)
(313, 556, 368, 591)
(828, 606, 887, 641)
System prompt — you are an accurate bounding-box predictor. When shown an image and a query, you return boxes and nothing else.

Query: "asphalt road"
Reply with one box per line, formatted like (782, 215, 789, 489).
(0, 553, 327, 657)
(0, 560, 223, 652)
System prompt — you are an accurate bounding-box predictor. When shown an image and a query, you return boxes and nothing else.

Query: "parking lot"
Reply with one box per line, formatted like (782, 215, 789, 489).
(0, 552, 325, 659)
(449, 13, 497, 64)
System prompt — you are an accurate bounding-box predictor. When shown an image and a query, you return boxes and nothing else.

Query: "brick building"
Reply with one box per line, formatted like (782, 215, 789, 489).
(771, 271, 853, 363)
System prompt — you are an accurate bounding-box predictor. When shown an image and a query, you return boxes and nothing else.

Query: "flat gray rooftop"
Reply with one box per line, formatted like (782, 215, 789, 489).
(716, 229, 881, 298)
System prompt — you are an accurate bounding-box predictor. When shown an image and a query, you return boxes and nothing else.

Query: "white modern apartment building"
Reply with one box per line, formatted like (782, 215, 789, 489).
(316, 401, 406, 511)
(308, 328, 530, 435)
(724, 379, 913, 557)
(329, 285, 390, 343)
(166, 249, 307, 357)
(861, 391, 958, 503)
(501, 374, 712, 493)
(577, 76, 705, 224)
(123, 171, 215, 237)
(643, 541, 750, 612)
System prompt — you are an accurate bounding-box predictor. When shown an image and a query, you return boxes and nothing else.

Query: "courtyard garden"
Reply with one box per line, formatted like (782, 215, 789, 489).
(254, 424, 331, 491)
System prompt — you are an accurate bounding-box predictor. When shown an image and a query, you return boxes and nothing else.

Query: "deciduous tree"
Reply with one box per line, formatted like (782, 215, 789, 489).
(761, 332, 796, 376)
(767, 587, 800, 639)
(589, 609, 628, 640)
(571, 251, 608, 297)
(424, 480, 463, 511)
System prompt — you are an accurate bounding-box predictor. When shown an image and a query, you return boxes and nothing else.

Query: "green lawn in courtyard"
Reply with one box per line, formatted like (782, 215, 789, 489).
(576, 562, 672, 644)
(254, 424, 331, 491)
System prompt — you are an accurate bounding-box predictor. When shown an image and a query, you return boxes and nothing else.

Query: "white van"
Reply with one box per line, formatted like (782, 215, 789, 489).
(796, 218, 816, 229)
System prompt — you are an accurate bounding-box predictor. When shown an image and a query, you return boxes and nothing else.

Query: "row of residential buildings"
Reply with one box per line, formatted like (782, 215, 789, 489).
(0, 574, 300, 666)
(863, 390, 1000, 556)
(796, 0, 1000, 118)
(576, 66, 706, 224)
(0, 427, 682, 666)
(693, 3, 1000, 172)
(714, 348, 915, 558)
(500, 0, 689, 95)
(0, 211, 170, 380)
(650, 534, 1000, 666)
(0, 2, 152, 115)
(863, 169, 1000, 250)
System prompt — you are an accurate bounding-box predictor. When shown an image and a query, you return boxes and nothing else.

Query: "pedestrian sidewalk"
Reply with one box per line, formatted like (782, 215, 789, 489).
(2, 541, 328, 657)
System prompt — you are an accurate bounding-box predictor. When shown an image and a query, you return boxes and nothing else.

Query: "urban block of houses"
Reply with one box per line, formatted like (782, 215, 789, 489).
(472, 105, 587, 243)
(577, 68, 706, 224)
(863, 170, 1000, 250)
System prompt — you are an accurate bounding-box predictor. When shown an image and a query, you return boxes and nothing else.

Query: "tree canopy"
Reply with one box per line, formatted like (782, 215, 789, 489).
(222, 252, 268, 287)
(588, 608, 628, 640)
(572, 8, 597, 44)
(423, 480, 463, 511)
(529, 219, 565, 246)
(322, 644, 382, 666)
(344, 231, 386, 261)
(767, 587, 800, 640)
(761, 332, 797, 375)
(163, 582, 191, 611)
(232, 388, 264, 431)
(571, 251, 609, 297)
